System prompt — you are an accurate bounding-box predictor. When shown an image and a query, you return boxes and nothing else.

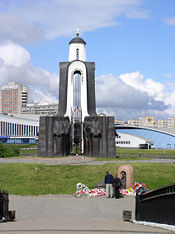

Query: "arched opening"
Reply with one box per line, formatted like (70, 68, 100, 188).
(121, 171, 126, 189)
(73, 71, 81, 114)
(73, 70, 82, 155)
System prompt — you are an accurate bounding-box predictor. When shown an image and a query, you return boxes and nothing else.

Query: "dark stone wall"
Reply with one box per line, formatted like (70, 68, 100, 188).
(38, 116, 70, 157)
(84, 62, 97, 116)
(57, 62, 69, 116)
(83, 116, 116, 157)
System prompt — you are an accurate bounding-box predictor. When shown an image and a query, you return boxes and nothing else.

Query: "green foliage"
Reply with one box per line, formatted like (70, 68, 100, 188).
(0, 143, 6, 158)
(6, 145, 20, 157)
(4, 144, 37, 149)
(0, 144, 20, 158)
(19, 149, 37, 156)
(0, 163, 174, 195)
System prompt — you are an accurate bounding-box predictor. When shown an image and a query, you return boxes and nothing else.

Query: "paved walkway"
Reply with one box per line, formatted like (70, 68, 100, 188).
(0, 156, 175, 165)
(1, 157, 175, 233)
(0, 195, 173, 234)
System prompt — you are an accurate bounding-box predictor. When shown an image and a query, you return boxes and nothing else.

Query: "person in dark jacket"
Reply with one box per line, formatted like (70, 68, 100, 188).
(113, 173, 121, 199)
(104, 171, 113, 198)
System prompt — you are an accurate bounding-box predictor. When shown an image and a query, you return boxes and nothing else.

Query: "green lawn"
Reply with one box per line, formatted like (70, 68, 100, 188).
(116, 148, 175, 155)
(3, 144, 37, 149)
(0, 163, 174, 195)
(2, 144, 175, 158)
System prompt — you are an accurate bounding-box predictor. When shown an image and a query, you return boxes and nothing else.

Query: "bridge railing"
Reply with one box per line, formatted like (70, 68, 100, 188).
(135, 183, 175, 225)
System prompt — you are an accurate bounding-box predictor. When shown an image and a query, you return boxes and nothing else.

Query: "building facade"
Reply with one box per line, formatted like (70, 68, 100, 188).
(116, 125, 175, 149)
(1, 82, 29, 114)
(0, 113, 39, 144)
(116, 132, 153, 149)
(128, 116, 175, 129)
(21, 103, 58, 115)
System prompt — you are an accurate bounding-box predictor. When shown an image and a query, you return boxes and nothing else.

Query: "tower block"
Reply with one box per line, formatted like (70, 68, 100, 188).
(38, 33, 116, 157)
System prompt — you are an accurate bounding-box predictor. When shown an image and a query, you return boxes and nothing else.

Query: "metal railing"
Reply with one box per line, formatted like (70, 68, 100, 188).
(135, 183, 175, 225)
(0, 190, 15, 222)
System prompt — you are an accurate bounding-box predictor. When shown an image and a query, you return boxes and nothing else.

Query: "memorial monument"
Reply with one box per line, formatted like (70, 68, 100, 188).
(38, 31, 116, 157)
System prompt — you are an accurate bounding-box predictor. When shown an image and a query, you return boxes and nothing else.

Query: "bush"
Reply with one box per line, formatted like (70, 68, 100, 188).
(0, 143, 6, 158)
(6, 145, 20, 157)
(0, 143, 20, 158)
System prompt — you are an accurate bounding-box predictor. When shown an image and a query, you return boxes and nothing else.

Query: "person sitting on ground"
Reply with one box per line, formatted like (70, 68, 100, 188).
(104, 171, 113, 198)
(113, 173, 121, 199)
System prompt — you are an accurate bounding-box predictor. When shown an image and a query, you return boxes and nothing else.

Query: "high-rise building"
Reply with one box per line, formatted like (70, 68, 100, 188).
(0, 82, 29, 114)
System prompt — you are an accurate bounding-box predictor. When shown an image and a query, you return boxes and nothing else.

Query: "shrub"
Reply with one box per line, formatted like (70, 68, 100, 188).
(0, 143, 6, 158)
(5, 145, 20, 157)
(0, 143, 20, 158)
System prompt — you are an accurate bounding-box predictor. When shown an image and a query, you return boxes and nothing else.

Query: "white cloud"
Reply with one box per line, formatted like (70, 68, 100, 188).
(0, 42, 173, 121)
(164, 90, 175, 116)
(0, 42, 59, 102)
(0, 42, 30, 67)
(0, 0, 149, 43)
(163, 17, 175, 26)
(31, 89, 58, 104)
(96, 73, 167, 106)
(119, 71, 164, 101)
(0, 13, 44, 43)
(95, 73, 169, 120)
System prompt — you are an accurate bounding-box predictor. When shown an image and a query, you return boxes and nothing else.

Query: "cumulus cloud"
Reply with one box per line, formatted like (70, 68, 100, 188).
(0, 41, 173, 120)
(31, 89, 58, 104)
(0, 41, 172, 120)
(96, 73, 169, 120)
(119, 71, 164, 101)
(0, 0, 149, 43)
(0, 42, 30, 67)
(163, 90, 175, 116)
(0, 42, 59, 103)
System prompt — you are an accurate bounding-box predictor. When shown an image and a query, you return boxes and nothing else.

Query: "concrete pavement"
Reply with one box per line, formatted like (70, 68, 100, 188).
(0, 156, 175, 165)
(0, 195, 173, 234)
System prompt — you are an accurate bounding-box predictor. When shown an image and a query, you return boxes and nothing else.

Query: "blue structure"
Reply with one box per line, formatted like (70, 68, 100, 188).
(0, 114, 39, 144)
(115, 125, 175, 149)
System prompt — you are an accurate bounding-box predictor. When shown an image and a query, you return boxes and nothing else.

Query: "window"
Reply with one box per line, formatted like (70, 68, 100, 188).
(76, 48, 79, 60)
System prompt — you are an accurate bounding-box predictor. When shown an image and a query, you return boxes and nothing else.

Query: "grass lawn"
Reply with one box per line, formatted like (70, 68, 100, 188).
(0, 163, 174, 195)
(116, 148, 175, 156)
(2, 144, 175, 157)
(3, 144, 37, 149)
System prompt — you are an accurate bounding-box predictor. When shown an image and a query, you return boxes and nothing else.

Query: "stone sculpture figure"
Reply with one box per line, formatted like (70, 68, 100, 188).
(84, 116, 101, 156)
(84, 116, 116, 157)
(53, 117, 70, 156)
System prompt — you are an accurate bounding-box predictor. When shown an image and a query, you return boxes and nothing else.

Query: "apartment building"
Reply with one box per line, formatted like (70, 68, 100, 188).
(128, 119, 139, 126)
(1, 82, 29, 114)
(127, 116, 175, 128)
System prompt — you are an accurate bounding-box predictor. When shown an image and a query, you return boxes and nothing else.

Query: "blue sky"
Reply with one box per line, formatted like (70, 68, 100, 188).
(0, 0, 175, 120)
